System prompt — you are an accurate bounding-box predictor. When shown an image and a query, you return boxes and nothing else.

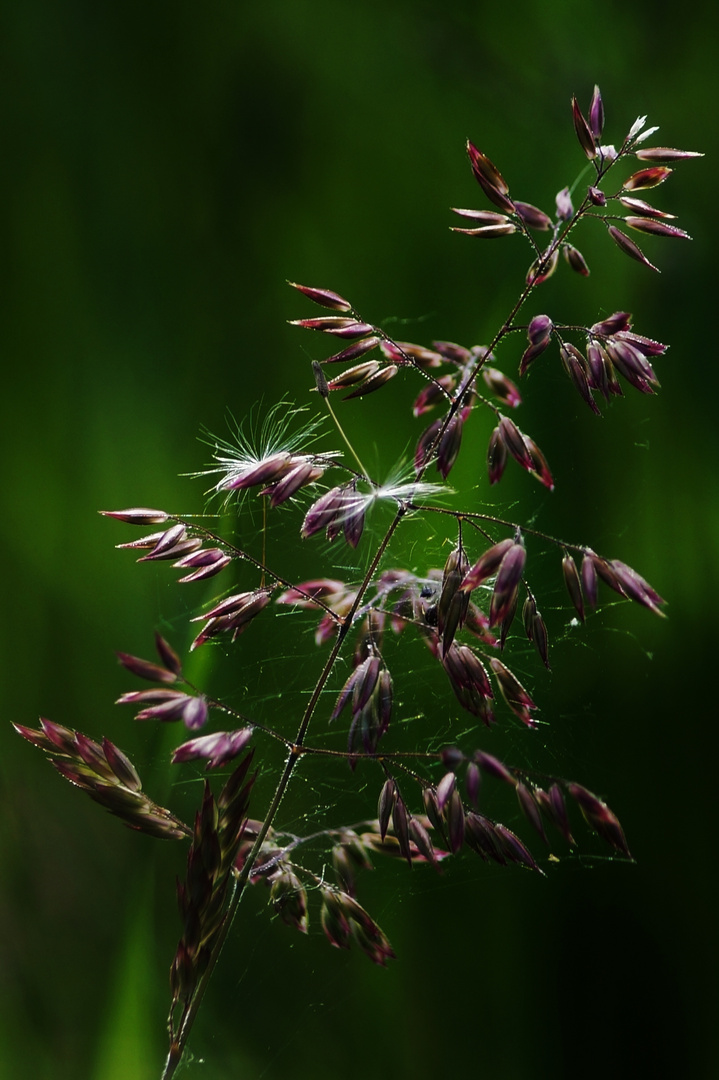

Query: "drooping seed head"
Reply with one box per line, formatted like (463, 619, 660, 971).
(523, 436, 554, 491)
(433, 340, 472, 364)
(331, 663, 361, 724)
(545, 783, 575, 845)
(102, 737, 143, 792)
(493, 823, 542, 872)
(624, 217, 691, 240)
(343, 364, 398, 400)
(172, 728, 254, 769)
(270, 870, 309, 934)
(516, 782, 548, 845)
(563, 243, 590, 276)
(276, 578, 347, 608)
(320, 891, 352, 951)
(412, 375, 456, 417)
(422, 786, 445, 836)
(376, 668, 393, 737)
(527, 314, 553, 346)
(451, 223, 517, 238)
(490, 657, 537, 726)
(591, 311, 633, 337)
(518, 340, 549, 376)
(408, 817, 437, 865)
(555, 186, 574, 220)
(139, 536, 203, 563)
(340, 490, 366, 549)
(604, 339, 656, 394)
(352, 654, 381, 713)
(588, 85, 604, 139)
(522, 593, 539, 643)
(190, 590, 272, 649)
(461, 647, 494, 699)
(465, 140, 515, 213)
(424, 736, 458, 765)
(608, 559, 665, 616)
(115, 531, 166, 551)
(465, 761, 481, 808)
(322, 336, 381, 364)
(565, 783, 631, 857)
(585, 342, 613, 399)
(441, 643, 494, 723)
(438, 546, 469, 646)
(450, 207, 513, 225)
(597, 143, 618, 165)
(326, 360, 381, 391)
(529, 609, 550, 668)
(460, 537, 514, 592)
(512, 200, 552, 231)
(634, 147, 703, 162)
(481, 367, 522, 408)
(499, 415, 534, 470)
(141, 522, 185, 557)
(581, 552, 599, 610)
(616, 329, 667, 358)
(288, 316, 375, 338)
(16, 720, 190, 840)
(383, 339, 444, 368)
(622, 166, 672, 191)
(414, 418, 442, 475)
(487, 425, 508, 485)
(438, 787, 462, 855)
(132, 692, 199, 724)
(618, 196, 676, 220)
(489, 542, 526, 627)
(287, 281, 353, 311)
(526, 245, 559, 285)
(181, 696, 209, 731)
(391, 793, 412, 865)
(562, 554, 585, 622)
(152, 632, 182, 676)
(465, 142, 509, 191)
(464, 812, 507, 863)
(219, 451, 294, 491)
(264, 462, 325, 507)
(437, 413, 464, 480)
(571, 96, 597, 159)
(117, 650, 179, 684)
(498, 594, 518, 651)
(560, 343, 601, 414)
(101, 508, 170, 525)
(301, 485, 346, 539)
(376, 778, 396, 841)
(474, 749, 515, 786)
(173, 548, 233, 583)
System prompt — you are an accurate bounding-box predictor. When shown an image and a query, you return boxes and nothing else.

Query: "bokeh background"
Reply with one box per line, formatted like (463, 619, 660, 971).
(2, 3, 717, 1078)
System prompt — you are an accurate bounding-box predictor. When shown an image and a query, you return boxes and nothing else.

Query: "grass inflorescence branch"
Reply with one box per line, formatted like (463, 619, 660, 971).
(14, 87, 701, 1079)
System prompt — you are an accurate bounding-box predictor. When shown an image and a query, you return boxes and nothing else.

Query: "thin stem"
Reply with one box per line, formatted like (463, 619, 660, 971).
(323, 394, 371, 482)
(260, 498, 267, 588)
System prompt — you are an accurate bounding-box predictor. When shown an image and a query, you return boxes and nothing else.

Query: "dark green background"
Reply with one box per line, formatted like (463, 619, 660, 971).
(2, 3, 717, 1078)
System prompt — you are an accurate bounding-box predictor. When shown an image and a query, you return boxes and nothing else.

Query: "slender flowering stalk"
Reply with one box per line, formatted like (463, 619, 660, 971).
(14, 89, 700, 1080)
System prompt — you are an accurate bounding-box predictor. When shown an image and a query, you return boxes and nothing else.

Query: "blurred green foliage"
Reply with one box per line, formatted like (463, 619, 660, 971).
(1, 2, 717, 1078)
